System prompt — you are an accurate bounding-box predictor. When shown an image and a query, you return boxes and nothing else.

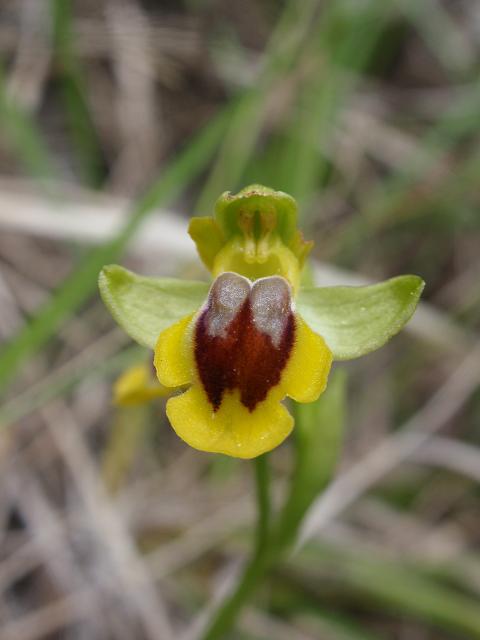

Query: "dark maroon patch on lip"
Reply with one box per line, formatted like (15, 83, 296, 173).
(194, 276, 295, 412)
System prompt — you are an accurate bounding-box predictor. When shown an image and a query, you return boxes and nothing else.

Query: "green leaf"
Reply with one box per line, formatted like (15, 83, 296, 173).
(296, 275, 424, 360)
(294, 369, 346, 496)
(275, 370, 346, 551)
(99, 265, 209, 349)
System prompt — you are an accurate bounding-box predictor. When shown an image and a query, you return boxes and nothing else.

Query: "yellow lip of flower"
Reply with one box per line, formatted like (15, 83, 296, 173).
(154, 272, 332, 459)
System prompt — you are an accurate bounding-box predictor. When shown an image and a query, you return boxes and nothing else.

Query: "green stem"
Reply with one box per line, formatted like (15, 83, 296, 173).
(253, 454, 271, 553)
(201, 551, 273, 640)
(200, 391, 342, 639)
(201, 455, 273, 640)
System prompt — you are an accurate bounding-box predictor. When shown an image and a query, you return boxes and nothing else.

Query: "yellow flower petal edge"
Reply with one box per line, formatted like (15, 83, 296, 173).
(154, 313, 195, 388)
(166, 386, 293, 458)
(153, 304, 333, 458)
(113, 363, 170, 407)
(282, 315, 332, 403)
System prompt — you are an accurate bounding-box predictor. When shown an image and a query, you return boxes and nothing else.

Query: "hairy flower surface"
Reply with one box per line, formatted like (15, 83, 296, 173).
(99, 184, 424, 458)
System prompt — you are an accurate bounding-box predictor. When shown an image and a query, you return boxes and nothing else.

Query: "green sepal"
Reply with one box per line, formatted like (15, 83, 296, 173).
(215, 184, 298, 243)
(215, 184, 312, 265)
(99, 265, 209, 349)
(296, 275, 425, 361)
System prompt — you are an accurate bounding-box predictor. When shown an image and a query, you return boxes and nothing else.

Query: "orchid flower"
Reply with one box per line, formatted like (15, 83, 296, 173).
(99, 185, 423, 458)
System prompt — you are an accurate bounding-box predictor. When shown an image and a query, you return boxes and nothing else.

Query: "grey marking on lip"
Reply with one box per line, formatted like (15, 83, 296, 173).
(204, 272, 250, 338)
(250, 276, 293, 348)
(203, 272, 294, 347)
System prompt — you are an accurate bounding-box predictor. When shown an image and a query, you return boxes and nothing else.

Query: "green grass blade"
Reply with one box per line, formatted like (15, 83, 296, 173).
(0, 108, 229, 395)
(0, 64, 54, 180)
(50, 0, 103, 186)
(0, 345, 143, 427)
(195, 0, 320, 213)
(291, 543, 480, 639)
(280, 1, 391, 208)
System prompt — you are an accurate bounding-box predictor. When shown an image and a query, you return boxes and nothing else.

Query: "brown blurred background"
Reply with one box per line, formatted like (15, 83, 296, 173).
(0, 1, 479, 639)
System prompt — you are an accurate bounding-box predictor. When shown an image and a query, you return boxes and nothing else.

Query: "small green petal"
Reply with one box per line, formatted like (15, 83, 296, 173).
(99, 265, 209, 349)
(188, 216, 225, 271)
(296, 275, 425, 360)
